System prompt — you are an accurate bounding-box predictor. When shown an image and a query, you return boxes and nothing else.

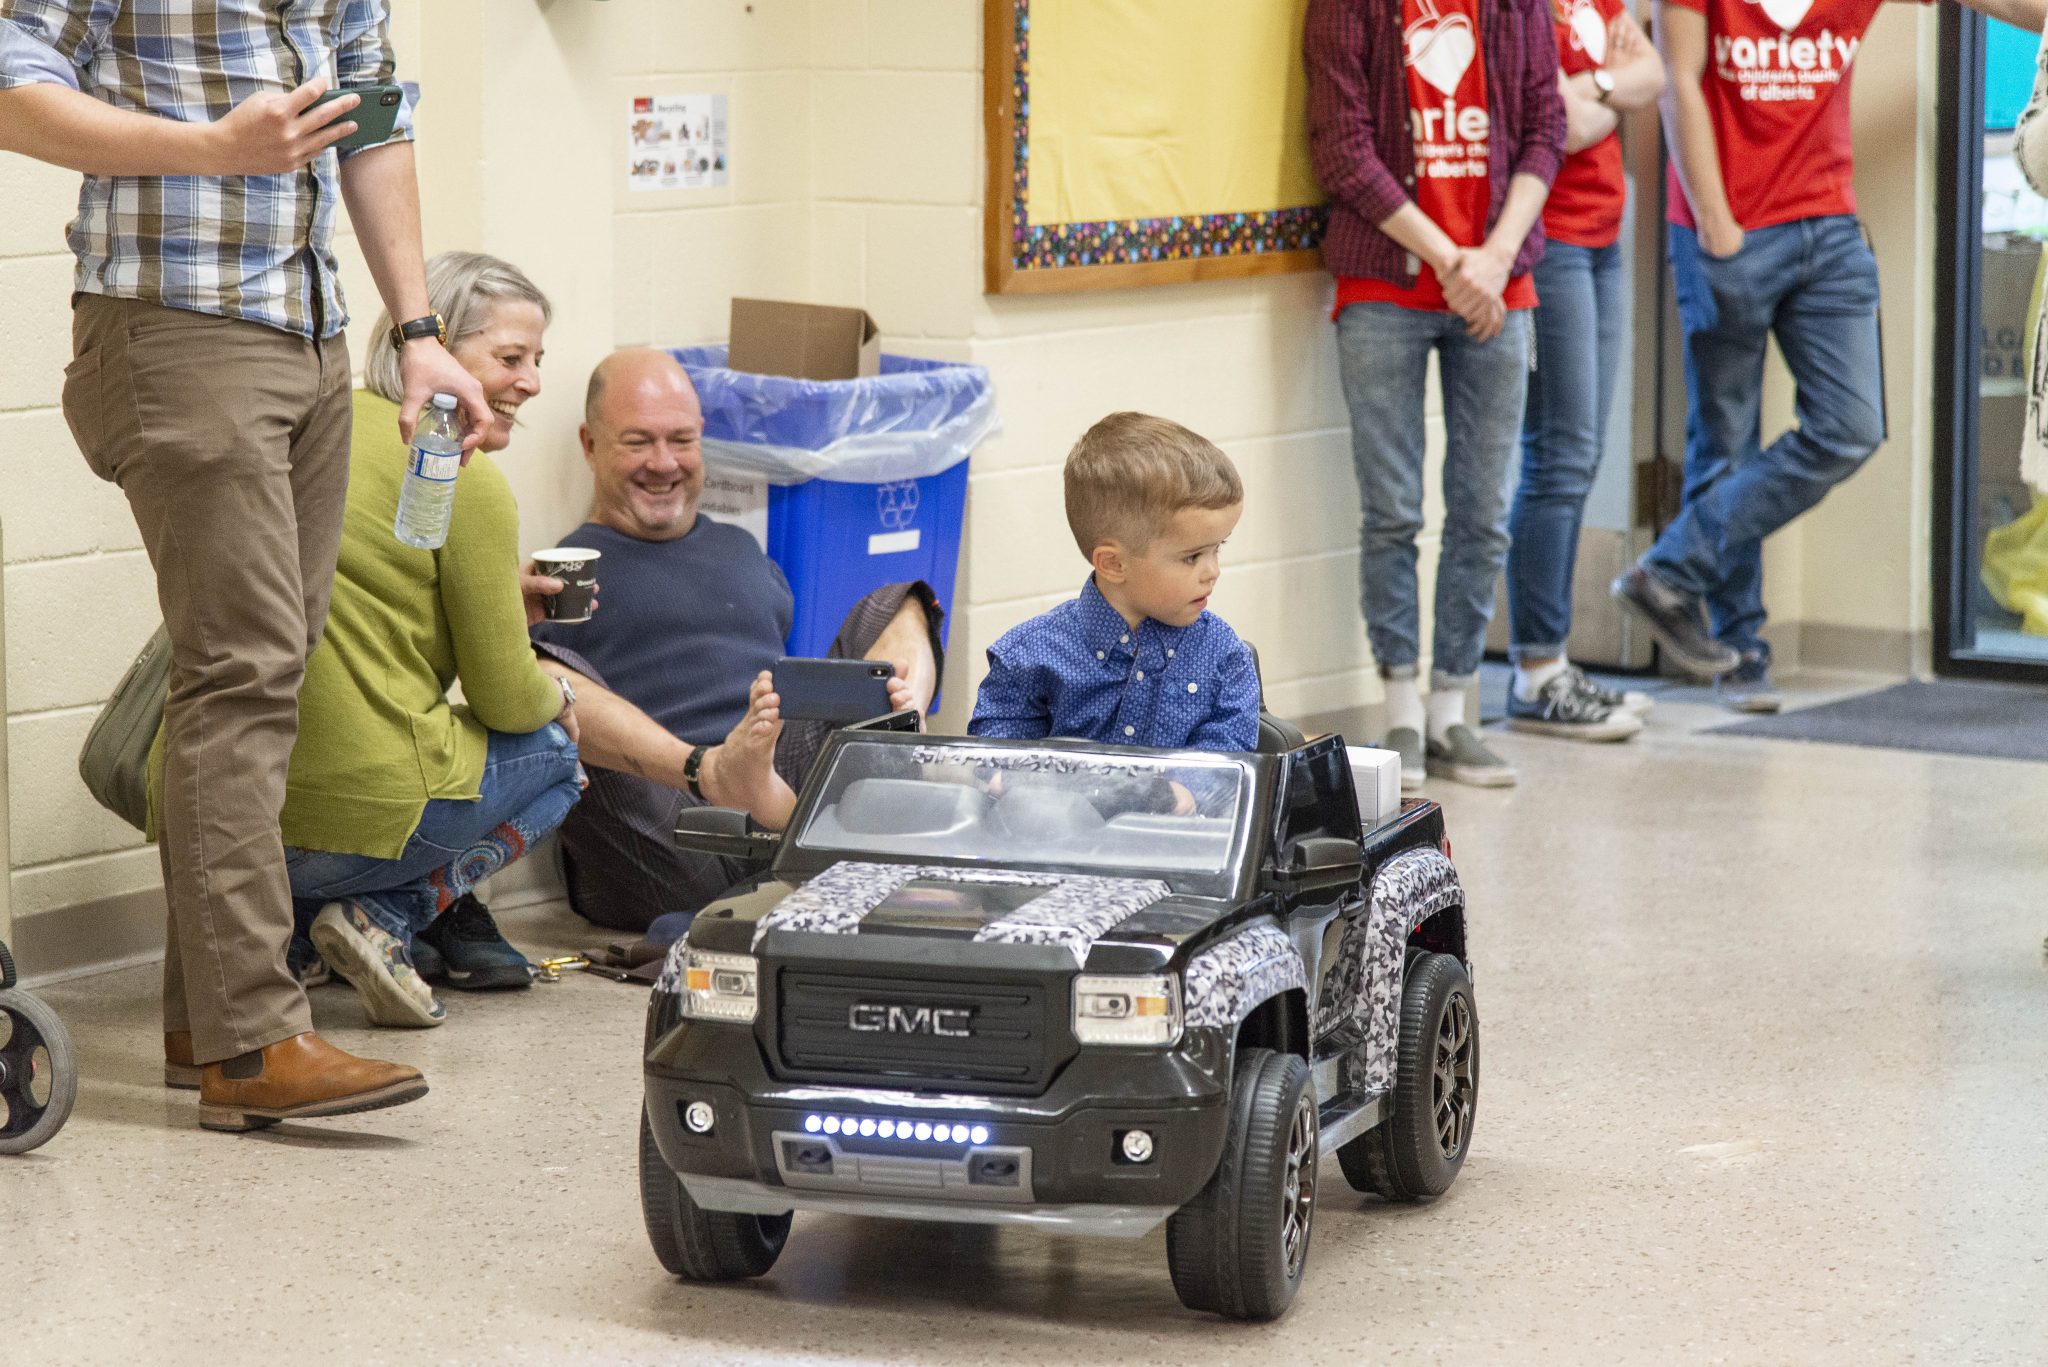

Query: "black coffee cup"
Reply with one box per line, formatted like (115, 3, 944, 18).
(533, 547, 601, 623)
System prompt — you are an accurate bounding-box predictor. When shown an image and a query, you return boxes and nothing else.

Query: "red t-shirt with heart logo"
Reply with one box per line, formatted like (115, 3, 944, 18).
(1338, 0, 1537, 314)
(1664, 0, 1898, 231)
(1545, 0, 1629, 248)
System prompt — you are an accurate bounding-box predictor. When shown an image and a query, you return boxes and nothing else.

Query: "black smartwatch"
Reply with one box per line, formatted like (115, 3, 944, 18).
(683, 744, 716, 801)
(389, 312, 447, 349)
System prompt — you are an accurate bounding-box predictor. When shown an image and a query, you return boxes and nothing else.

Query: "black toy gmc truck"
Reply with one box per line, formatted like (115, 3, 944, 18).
(639, 726, 1477, 1321)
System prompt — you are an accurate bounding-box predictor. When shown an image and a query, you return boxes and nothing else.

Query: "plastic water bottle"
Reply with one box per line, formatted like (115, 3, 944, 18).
(394, 393, 463, 549)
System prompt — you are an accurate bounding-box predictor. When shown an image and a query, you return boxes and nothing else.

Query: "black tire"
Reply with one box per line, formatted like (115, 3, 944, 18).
(638, 1105, 790, 1280)
(0, 988, 78, 1156)
(1166, 1047, 1318, 1321)
(1337, 952, 1478, 1201)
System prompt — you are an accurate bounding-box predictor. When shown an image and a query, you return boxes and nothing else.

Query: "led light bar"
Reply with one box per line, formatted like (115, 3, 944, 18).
(801, 1114, 990, 1146)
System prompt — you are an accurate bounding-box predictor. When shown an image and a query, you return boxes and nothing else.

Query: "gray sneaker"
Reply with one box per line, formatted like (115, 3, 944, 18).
(1426, 724, 1518, 788)
(1568, 666, 1654, 715)
(1715, 651, 1783, 714)
(1611, 566, 1741, 677)
(1506, 669, 1643, 742)
(1385, 726, 1426, 793)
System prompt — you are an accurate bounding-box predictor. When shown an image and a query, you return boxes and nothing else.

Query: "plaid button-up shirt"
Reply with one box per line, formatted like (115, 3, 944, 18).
(0, 0, 413, 338)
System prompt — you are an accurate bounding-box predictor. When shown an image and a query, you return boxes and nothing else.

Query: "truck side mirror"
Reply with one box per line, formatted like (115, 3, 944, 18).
(674, 806, 782, 861)
(1263, 836, 1364, 891)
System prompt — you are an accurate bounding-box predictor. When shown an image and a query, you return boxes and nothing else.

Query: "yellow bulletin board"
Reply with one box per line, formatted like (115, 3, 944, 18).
(984, 0, 1328, 295)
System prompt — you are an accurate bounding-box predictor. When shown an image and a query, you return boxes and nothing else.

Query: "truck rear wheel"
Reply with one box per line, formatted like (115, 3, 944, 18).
(638, 1106, 790, 1280)
(1337, 951, 1478, 1201)
(1165, 1047, 1316, 1321)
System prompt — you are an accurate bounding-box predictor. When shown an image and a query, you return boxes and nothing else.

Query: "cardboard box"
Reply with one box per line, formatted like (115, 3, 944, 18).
(728, 297, 880, 381)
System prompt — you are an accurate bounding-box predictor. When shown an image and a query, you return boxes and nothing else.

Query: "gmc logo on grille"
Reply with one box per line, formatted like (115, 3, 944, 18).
(848, 1004, 975, 1037)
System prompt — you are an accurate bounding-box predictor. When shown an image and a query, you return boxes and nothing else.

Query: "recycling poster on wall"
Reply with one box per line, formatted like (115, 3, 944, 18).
(629, 94, 729, 192)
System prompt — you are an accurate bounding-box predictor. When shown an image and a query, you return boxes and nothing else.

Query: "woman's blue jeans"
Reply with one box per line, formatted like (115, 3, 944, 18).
(1335, 301, 1532, 678)
(285, 724, 583, 947)
(1508, 239, 1625, 663)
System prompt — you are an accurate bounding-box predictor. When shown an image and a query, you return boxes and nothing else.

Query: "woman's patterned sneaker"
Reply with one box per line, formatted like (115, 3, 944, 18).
(310, 901, 446, 1028)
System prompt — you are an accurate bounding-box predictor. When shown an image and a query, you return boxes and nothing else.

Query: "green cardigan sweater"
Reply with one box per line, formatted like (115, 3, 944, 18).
(149, 391, 563, 859)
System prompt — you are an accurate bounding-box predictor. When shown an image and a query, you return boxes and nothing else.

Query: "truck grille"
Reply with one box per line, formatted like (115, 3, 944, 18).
(774, 969, 1066, 1093)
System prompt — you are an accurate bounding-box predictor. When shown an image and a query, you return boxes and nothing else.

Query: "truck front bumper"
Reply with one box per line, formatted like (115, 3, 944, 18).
(645, 1021, 1233, 1235)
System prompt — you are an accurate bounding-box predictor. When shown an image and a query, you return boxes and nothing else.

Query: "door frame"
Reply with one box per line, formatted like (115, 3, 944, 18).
(1932, 3, 2048, 681)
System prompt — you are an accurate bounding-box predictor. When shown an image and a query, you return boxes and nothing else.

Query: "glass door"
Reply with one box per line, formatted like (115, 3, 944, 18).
(1937, 7, 2048, 676)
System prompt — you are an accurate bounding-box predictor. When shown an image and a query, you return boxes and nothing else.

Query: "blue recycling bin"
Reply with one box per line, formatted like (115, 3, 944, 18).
(670, 347, 997, 667)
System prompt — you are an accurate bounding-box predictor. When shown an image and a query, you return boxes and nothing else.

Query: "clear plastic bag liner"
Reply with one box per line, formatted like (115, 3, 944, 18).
(670, 346, 1000, 485)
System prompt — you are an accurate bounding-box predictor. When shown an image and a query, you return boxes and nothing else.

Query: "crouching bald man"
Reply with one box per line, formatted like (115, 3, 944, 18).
(529, 349, 942, 948)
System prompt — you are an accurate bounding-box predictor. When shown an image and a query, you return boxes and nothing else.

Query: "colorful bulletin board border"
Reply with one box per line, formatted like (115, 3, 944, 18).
(982, 0, 1329, 295)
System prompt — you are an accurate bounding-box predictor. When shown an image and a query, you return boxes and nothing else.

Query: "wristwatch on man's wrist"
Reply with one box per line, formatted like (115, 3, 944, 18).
(389, 313, 447, 349)
(1591, 68, 1615, 103)
(683, 744, 717, 801)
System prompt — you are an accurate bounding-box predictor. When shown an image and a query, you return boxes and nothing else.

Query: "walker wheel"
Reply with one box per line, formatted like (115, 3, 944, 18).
(0, 988, 78, 1155)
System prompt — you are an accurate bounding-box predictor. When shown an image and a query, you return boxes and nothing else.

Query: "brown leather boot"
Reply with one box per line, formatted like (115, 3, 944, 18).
(164, 1031, 201, 1090)
(197, 1032, 427, 1133)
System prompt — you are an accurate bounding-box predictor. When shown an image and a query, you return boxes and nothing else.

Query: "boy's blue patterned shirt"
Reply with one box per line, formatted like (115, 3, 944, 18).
(969, 577, 1261, 751)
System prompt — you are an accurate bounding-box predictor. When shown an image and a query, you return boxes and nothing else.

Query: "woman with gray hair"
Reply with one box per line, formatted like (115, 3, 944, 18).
(181, 250, 581, 1038)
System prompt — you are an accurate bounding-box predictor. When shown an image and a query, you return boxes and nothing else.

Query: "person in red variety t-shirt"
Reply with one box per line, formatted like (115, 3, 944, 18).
(1504, 0, 1664, 743)
(1613, 0, 2043, 708)
(1305, 0, 1565, 791)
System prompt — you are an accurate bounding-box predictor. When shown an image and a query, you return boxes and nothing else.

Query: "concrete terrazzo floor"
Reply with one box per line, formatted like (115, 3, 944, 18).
(5, 675, 2046, 1365)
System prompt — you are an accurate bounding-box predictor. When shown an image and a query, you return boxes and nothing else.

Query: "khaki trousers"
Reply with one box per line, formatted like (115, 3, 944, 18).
(62, 295, 353, 1064)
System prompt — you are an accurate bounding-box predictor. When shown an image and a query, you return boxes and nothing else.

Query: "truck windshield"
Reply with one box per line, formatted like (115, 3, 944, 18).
(792, 741, 1249, 878)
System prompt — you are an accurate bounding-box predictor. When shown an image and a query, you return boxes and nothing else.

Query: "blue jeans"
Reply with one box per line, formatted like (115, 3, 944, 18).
(1509, 240, 1624, 662)
(285, 724, 583, 946)
(1336, 302, 1532, 678)
(1645, 216, 1885, 661)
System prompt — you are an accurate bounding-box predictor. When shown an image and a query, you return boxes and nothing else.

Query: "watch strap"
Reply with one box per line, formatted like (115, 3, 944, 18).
(683, 744, 715, 801)
(390, 313, 446, 349)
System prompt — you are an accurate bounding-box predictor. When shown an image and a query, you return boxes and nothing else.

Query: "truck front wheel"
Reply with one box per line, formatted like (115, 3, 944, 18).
(638, 1105, 791, 1280)
(1165, 1047, 1317, 1321)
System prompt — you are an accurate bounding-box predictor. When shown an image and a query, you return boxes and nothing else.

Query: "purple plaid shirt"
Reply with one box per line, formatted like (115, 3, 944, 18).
(1304, 0, 1566, 286)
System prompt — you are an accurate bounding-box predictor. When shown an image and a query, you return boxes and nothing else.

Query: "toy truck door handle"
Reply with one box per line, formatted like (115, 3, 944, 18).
(674, 806, 782, 860)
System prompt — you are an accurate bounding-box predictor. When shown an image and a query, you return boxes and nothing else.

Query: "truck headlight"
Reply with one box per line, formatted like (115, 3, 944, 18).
(1073, 974, 1181, 1046)
(680, 948, 758, 1024)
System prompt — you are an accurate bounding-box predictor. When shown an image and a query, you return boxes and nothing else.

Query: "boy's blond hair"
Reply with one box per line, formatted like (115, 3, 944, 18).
(1064, 412, 1243, 558)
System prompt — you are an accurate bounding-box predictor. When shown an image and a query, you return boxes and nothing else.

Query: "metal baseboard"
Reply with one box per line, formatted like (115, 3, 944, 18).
(8, 887, 168, 989)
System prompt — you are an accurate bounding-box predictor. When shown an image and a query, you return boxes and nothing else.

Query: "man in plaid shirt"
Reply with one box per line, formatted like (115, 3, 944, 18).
(0, 1, 492, 1133)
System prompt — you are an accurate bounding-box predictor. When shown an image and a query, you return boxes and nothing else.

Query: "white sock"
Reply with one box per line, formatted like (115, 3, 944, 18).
(1427, 675, 1471, 743)
(1513, 657, 1568, 703)
(1382, 669, 1424, 737)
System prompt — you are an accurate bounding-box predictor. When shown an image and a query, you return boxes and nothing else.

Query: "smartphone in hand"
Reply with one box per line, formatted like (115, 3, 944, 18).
(310, 84, 405, 151)
(773, 658, 893, 724)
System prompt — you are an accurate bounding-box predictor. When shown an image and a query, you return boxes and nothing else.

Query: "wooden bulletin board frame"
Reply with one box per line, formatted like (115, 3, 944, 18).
(982, 0, 1328, 296)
